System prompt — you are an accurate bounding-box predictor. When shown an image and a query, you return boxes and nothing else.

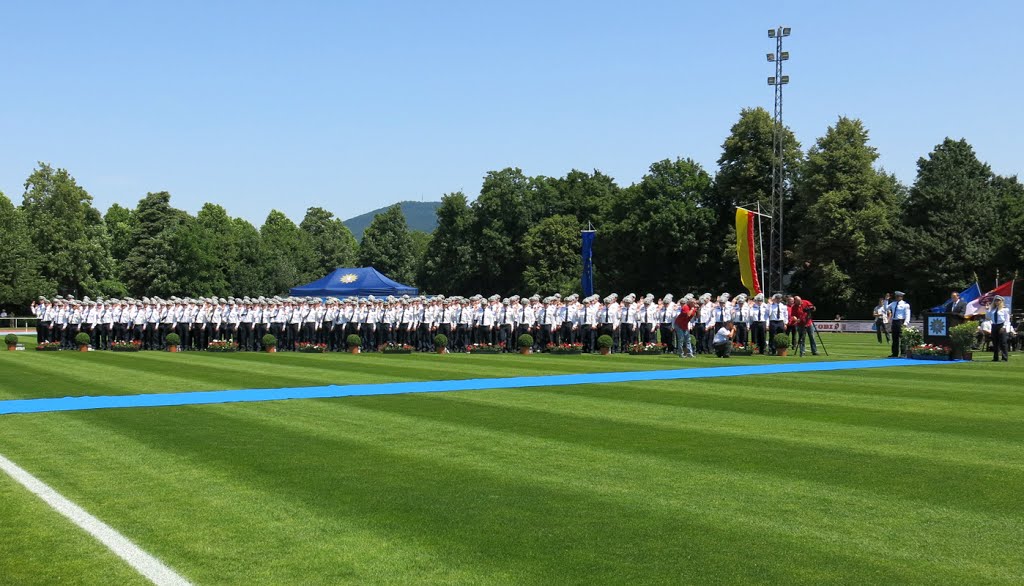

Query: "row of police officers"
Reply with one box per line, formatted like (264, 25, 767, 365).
(30, 291, 825, 356)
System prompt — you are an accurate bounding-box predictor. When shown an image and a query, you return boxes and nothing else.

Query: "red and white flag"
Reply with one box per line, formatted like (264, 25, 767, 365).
(964, 280, 1014, 316)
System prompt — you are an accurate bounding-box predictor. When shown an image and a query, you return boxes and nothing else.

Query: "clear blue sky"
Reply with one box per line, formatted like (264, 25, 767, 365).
(2, 1, 1021, 226)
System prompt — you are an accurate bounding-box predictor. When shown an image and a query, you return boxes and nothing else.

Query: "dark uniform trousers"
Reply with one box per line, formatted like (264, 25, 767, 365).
(769, 320, 785, 354)
(498, 324, 513, 351)
(692, 323, 706, 354)
(620, 323, 635, 350)
(890, 321, 903, 357)
(95, 324, 110, 350)
(751, 322, 767, 354)
(734, 322, 748, 347)
(359, 323, 374, 351)
(176, 323, 190, 350)
(582, 324, 596, 352)
(991, 323, 1009, 361)
(418, 323, 432, 351)
(660, 323, 675, 353)
(239, 322, 253, 350)
(640, 323, 655, 345)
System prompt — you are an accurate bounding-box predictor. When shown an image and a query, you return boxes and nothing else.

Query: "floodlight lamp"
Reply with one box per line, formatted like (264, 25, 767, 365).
(768, 76, 777, 85)
(767, 53, 775, 62)
(781, 51, 790, 60)
(782, 27, 791, 36)
(781, 75, 790, 84)
(768, 29, 776, 38)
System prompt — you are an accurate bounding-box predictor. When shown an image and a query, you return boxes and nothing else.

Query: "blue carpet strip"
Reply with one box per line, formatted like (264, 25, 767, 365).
(0, 358, 960, 416)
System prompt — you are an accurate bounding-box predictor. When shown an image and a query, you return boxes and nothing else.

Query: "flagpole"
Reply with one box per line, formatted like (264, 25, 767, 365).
(756, 201, 766, 293)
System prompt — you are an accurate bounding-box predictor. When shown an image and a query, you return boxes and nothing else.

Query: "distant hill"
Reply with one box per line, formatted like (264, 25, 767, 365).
(343, 201, 442, 240)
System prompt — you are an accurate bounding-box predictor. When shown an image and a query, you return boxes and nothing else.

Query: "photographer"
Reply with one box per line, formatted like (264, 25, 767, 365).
(792, 295, 819, 356)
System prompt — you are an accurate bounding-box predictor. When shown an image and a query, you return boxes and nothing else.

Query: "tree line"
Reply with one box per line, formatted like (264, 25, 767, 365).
(2, 107, 1021, 318)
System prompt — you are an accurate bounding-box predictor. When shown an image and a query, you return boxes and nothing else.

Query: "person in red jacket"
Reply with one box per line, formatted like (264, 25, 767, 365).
(791, 296, 819, 356)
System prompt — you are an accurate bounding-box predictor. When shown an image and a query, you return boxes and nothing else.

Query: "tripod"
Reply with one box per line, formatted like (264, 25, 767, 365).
(813, 324, 829, 356)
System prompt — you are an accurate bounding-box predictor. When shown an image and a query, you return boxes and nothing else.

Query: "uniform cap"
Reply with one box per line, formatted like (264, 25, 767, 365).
(894, 291, 905, 296)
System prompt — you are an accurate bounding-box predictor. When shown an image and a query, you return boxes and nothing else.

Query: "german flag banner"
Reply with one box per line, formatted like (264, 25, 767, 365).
(735, 208, 761, 297)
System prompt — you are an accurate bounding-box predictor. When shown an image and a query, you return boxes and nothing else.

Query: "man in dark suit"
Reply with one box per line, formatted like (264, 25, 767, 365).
(949, 291, 967, 316)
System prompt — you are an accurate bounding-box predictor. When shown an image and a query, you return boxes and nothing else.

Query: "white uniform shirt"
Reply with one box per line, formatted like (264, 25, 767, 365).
(888, 300, 911, 325)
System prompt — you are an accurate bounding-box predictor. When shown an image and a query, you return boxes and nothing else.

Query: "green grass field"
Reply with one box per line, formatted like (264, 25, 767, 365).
(1, 335, 1022, 584)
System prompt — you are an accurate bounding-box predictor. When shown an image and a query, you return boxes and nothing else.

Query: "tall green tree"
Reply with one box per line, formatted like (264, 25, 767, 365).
(418, 192, 477, 294)
(711, 108, 802, 289)
(901, 138, 1001, 303)
(995, 174, 1024, 275)
(229, 218, 273, 297)
(599, 158, 717, 294)
(358, 204, 415, 284)
(408, 230, 432, 288)
(522, 215, 583, 295)
(0, 192, 52, 305)
(713, 107, 802, 218)
(470, 168, 539, 292)
(790, 117, 904, 315)
(120, 192, 187, 296)
(164, 215, 229, 297)
(261, 210, 317, 295)
(20, 163, 117, 296)
(536, 169, 618, 224)
(300, 207, 358, 275)
(194, 203, 240, 296)
(104, 203, 136, 273)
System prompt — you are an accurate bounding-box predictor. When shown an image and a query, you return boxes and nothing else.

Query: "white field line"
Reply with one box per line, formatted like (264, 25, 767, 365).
(0, 452, 191, 586)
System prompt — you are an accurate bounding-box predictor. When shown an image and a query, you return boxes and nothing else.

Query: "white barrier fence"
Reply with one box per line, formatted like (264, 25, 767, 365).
(0, 317, 38, 331)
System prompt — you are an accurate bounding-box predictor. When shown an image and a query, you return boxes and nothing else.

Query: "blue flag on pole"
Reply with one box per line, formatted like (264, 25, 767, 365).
(581, 230, 595, 296)
(929, 282, 981, 312)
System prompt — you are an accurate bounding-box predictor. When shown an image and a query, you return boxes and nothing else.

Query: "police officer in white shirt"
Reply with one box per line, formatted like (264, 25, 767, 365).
(987, 295, 1010, 362)
(887, 291, 911, 358)
(767, 293, 789, 354)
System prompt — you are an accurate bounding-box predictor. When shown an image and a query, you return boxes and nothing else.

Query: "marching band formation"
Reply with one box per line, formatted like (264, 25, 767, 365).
(29, 291, 824, 356)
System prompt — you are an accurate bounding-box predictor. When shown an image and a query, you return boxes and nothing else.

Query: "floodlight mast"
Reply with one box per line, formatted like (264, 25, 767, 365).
(765, 26, 790, 295)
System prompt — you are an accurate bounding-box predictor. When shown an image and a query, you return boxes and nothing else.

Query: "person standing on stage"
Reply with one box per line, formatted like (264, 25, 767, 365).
(987, 296, 1010, 362)
(873, 297, 890, 344)
(949, 291, 967, 317)
(887, 291, 911, 358)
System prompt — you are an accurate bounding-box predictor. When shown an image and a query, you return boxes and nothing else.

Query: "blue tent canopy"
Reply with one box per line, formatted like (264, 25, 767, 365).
(289, 267, 418, 298)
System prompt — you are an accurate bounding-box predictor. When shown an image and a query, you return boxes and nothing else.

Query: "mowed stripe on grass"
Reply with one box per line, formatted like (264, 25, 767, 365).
(0, 336, 1022, 584)
(0, 333, 884, 402)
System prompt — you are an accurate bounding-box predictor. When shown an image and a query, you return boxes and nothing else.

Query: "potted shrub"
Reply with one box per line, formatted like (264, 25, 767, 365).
(347, 334, 362, 354)
(433, 333, 448, 354)
(75, 332, 91, 352)
(773, 333, 790, 357)
(165, 333, 181, 352)
(597, 334, 613, 355)
(5, 333, 18, 351)
(517, 334, 534, 355)
(899, 326, 923, 358)
(262, 334, 278, 353)
(949, 322, 978, 361)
